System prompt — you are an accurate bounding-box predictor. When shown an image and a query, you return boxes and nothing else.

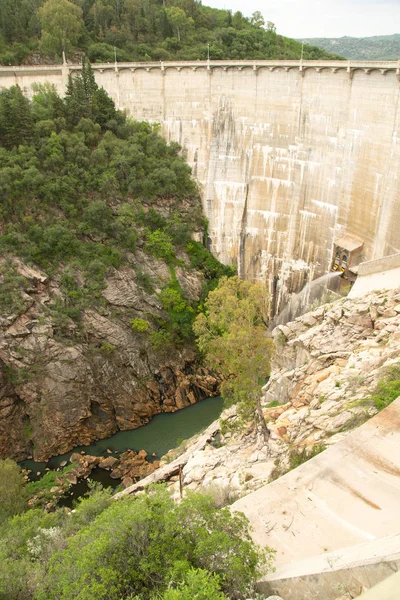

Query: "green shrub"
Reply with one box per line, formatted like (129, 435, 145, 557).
(367, 364, 400, 411)
(34, 487, 269, 600)
(0, 459, 28, 524)
(0, 262, 29, 314)
(149, 329, 176, 352)
(270, 444, 326, 481)
(99, 341, 116, 354)
(162, 567, 228, 600)
(266, 400, 280, 408)
(145, 229, 175, 260)
(130, 318, 149, 332)
(133, 267, 154, 295)
(289, 445, 326, 470)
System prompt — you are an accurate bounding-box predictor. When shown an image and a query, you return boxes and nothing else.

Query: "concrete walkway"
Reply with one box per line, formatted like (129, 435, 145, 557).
(231, 399, 400, 568)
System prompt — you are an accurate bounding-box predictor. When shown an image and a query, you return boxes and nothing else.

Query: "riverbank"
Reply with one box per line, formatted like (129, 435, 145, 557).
(22, 396, 224, 509)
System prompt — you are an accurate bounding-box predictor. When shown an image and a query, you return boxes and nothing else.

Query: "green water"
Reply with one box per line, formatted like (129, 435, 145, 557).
(22, 396, 224, 478)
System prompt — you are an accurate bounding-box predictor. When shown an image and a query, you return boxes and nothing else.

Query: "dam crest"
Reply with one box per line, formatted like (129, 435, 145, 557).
(1, 60, 400, 311)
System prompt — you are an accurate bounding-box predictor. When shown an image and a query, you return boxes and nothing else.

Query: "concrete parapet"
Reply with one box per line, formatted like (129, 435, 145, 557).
(1, 59, 400, 75)
(349, 253, 400, 298)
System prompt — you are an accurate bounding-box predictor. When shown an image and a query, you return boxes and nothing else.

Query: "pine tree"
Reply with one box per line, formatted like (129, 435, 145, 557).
(64, 58, 118, 127)
(0, 85, 33, 149)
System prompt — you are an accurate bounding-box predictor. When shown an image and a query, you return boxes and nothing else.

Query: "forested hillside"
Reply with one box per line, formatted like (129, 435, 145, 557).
(299, 34, 400, 60)
(0, 60, 234, 462)
(0, 0, 343, 65)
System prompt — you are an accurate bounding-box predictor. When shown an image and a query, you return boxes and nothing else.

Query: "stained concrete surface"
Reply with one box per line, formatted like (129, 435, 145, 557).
(231, 398, 400, 566)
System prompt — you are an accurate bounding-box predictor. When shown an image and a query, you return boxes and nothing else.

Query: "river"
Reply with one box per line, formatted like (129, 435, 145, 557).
(21, 396, 224, 503)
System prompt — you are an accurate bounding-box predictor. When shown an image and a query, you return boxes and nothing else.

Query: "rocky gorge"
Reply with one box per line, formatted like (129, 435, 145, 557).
(0, 250, 220, 463)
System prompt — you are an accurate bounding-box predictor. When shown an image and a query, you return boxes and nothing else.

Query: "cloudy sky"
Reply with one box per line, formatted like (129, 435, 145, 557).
(206, 0, 400, 38)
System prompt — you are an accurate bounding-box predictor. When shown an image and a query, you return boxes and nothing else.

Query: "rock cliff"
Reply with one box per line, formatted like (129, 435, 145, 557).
(0, 252, 219, 462)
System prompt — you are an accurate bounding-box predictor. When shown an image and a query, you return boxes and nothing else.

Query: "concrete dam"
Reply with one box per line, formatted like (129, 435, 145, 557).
(2, 59, 400, 311)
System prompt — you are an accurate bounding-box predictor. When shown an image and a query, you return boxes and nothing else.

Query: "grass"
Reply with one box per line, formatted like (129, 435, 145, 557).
(266, 400, 280, 408)
(368, 364, 400, 411)
(353, 364, 400, 412)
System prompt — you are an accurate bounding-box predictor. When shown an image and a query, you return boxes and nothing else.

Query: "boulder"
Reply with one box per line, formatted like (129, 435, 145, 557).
(99, 456, 119, 470)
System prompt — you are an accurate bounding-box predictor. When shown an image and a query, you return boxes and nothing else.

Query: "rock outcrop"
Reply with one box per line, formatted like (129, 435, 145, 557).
(265, 287, 400, 448)
(0, 253, 219, 462)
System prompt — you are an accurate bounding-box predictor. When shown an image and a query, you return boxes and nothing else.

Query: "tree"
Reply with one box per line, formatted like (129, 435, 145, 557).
(39, 0, 84, 58)
(0, 85, 33, 149)
(65, 57, 118, 127)
(31, 82, 65, 122)
(165, 6, 194, 42)
(266, 21, 276, 33)
(250, 10, 265, 28)
(0, 459, 27, 524)
(193, 276, 273, 441)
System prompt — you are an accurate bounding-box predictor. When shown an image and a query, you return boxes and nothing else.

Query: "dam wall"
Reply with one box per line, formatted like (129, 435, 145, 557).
(1, 60, 400, 311)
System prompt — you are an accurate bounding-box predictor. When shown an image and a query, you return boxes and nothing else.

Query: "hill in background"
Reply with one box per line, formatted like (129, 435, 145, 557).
(0, 0, 343, 65)
(299, 34, 400, 60)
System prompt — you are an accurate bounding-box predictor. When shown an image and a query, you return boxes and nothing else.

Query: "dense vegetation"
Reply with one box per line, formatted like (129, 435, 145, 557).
(299, 34, 400, 60)
(0, 0, 343, 65)
(0, 461, 272, 599)
(0, 59, 232, 349)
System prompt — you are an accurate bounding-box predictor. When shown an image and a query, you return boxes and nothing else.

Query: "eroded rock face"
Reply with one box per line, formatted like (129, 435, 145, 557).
(263, 287, 400, 447)
(0, 256, 219, 462)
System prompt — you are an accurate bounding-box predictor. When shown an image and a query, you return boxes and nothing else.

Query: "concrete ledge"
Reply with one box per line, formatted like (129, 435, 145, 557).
(357, 253, 400, 277)
(257, 558, 399, 600)
(257, 535, 400, 599)
(349, 253, 400, 298)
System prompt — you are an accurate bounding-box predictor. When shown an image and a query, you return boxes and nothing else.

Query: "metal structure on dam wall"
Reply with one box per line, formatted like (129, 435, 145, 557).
(2, 60, 400, 311)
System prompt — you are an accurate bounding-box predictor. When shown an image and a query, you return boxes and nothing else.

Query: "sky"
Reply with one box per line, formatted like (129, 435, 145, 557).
(206, 0, 400, 39)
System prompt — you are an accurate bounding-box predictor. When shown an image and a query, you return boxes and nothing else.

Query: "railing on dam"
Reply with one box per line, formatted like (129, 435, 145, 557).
(1, 59, 400, 79)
